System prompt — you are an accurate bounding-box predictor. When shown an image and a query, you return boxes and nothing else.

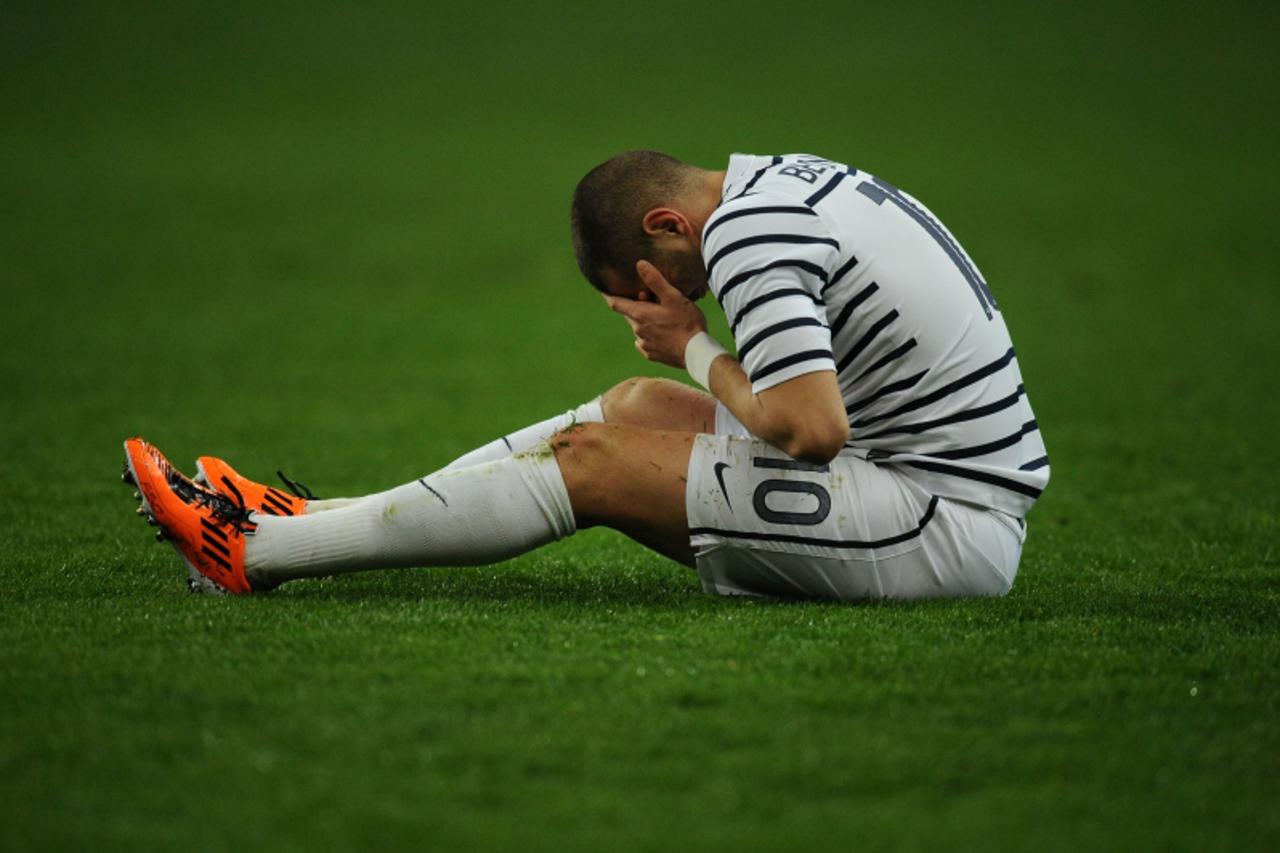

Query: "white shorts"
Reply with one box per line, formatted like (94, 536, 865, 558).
(684, 405, 1026, 601)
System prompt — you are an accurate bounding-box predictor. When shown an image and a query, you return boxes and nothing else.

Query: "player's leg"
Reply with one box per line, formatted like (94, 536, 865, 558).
(229, 421, 697, 589)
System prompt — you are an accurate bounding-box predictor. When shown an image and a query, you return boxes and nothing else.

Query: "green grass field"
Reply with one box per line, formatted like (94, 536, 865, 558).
(3, 1, 1278, 849)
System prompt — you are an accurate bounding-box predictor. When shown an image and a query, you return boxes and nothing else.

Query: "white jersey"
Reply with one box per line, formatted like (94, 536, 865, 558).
(702, 153, 1049, 517)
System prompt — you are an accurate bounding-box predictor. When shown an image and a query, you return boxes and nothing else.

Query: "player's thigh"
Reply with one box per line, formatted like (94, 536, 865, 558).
(686, 436, 1017, 600)
(601, 377, 716, 434)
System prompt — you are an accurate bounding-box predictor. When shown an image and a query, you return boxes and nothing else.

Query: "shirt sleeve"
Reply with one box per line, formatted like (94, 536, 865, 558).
(702, 192, 840, 394)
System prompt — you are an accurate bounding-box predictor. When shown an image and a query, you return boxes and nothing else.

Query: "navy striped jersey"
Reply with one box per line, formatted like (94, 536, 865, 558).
(703, 153, 1049, 517)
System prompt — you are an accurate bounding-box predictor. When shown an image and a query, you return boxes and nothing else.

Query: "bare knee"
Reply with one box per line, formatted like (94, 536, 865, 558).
(549, 421, 617, 523)
(602, 377, 668, 423)
(601, 377, 714, 432)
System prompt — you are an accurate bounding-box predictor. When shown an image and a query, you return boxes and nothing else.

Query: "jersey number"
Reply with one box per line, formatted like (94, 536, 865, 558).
(856, 176, 999, 319)
(752, 457, 832, 526)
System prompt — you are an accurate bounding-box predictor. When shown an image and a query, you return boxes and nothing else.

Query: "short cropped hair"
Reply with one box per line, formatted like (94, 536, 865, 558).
(570, 150, 694, 291)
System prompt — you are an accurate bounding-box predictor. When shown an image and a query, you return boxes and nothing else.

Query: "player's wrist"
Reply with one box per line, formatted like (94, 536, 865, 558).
(684, 331, 729, 390)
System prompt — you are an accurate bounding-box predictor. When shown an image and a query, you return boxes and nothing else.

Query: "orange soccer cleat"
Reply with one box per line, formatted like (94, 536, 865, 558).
(122, 437, 257, 595)
(194, 456, 311, 517)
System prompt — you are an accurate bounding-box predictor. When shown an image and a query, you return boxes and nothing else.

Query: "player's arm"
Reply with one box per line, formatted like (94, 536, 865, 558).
(608, 262, 848, 465)
(705, 357, 847, 465)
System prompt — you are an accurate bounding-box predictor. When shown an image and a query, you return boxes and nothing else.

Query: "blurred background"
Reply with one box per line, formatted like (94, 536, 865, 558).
(3, 1, 1277, 484)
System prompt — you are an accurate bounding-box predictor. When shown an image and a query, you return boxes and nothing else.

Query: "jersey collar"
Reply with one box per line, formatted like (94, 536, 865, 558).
(720, 153, 771, 201)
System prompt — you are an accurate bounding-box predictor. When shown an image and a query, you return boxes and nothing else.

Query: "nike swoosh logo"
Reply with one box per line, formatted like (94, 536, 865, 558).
(713, 462, 733, 512)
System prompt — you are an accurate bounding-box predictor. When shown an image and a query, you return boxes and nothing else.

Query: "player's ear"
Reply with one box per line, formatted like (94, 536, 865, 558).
(642, 208, 690, 238)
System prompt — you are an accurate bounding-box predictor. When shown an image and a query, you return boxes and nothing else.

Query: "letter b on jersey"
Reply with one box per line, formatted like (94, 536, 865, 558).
(779, 165, 824, 184)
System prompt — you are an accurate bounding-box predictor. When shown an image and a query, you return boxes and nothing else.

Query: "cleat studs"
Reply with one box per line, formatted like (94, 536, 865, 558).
(154, 529, 168, 542)
(135, 506, 147, 516)
(121, 469, 135, 485)
(146, 516, 159, 526)
(133, 491, 142, 501)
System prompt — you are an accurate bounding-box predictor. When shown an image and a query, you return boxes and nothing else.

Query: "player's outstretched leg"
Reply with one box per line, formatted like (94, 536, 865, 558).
(240, 444, 577, 588)
(126, 419, 701, 593)
(235, 420, 697, 590)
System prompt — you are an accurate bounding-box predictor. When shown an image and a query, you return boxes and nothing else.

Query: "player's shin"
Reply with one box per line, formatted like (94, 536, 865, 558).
(440, 398, 603, 471)
(242, 443, 575, 586)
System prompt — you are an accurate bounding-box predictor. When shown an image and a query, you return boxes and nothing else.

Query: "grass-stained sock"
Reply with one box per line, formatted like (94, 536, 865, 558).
(244, 442, 576, 586)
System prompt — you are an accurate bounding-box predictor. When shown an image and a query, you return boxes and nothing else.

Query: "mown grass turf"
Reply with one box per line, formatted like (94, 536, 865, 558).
(2, 1, 1278, 850)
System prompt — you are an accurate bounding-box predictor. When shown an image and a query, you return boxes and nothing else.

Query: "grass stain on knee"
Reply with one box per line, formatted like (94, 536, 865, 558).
(515, 442, 557, 462)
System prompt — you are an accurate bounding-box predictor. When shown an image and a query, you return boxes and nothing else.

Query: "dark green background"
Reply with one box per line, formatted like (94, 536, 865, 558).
(2, 2, 1277, 850)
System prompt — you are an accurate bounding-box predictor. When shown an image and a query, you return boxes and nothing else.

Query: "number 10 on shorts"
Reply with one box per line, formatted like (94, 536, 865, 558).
(752, 457, 832, 526)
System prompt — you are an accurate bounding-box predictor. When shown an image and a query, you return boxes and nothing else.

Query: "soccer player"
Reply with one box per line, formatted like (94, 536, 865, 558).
(124, 151, 1049, 599)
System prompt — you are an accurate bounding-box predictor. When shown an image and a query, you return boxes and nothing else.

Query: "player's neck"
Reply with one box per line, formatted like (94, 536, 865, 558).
(688, 170, 729, 236)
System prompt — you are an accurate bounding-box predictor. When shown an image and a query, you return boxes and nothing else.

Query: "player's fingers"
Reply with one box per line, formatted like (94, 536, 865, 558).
(636, 260, 685, 303)
(622, 303, 661, 325)
(603, 294, 641, 320)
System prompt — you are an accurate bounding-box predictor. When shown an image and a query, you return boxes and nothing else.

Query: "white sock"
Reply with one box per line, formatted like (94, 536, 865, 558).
(301, 397, 603, 514)
(243, 443, 576, 587)
(442, 397, 604, 471)
(304, 497, 362, 512)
